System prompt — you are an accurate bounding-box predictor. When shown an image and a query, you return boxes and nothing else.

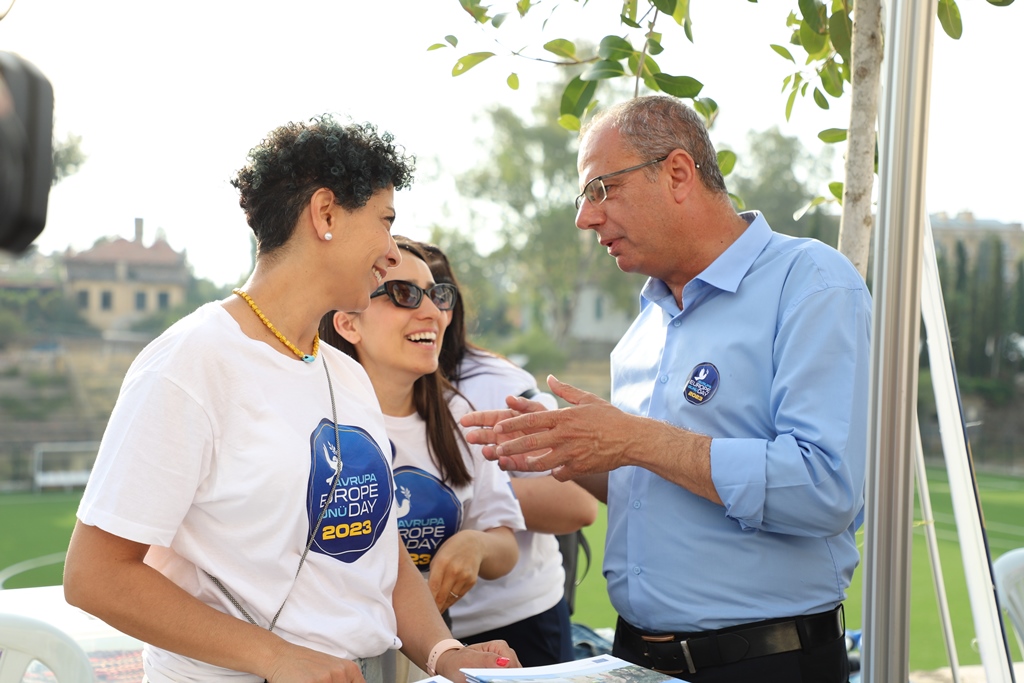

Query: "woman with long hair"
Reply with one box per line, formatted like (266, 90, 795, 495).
(319, 237, 523, 677)
(420, 241, 599, 667)
(63, 116, 518, 683)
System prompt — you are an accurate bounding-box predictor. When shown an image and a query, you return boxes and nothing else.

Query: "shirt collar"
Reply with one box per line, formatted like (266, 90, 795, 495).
(696, 210, 771, 294)
(640, 211, 772, 310)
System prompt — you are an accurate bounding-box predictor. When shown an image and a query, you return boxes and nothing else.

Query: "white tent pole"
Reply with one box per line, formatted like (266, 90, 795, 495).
(860, 0, 935, 679)
(913, 416, 962, 682)
(920, 216, 1016, 682)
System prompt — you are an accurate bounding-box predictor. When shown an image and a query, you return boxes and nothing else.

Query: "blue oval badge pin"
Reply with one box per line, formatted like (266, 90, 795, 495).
(685, 362, 720, 406)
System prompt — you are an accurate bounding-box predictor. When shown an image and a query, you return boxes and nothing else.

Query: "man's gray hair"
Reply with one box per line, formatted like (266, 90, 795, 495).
(581, 96, 728, 195)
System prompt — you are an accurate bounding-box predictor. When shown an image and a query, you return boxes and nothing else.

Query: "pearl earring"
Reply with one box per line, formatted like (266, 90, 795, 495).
(324, 232, 333, 241)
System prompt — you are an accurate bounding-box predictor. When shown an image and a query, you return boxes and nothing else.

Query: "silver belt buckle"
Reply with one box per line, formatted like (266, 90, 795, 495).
(679, 639, 697, 675)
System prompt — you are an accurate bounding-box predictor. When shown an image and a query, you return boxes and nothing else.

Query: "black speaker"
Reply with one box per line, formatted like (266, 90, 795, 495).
(0, 50, 54, 254)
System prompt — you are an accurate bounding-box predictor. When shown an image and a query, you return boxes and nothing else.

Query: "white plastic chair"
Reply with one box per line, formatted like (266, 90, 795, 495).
(0, 612, 95, 682)
(994, 547, 1024, 660)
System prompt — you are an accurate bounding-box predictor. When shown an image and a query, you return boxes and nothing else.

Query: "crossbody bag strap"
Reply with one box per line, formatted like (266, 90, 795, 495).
(206, 356, 344, 632)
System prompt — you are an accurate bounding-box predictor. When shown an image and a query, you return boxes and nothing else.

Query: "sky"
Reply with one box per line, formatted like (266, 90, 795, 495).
(1, 0, 1021, 287)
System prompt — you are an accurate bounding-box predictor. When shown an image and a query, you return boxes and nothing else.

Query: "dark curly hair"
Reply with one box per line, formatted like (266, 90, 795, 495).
(231, 115, 416, 255)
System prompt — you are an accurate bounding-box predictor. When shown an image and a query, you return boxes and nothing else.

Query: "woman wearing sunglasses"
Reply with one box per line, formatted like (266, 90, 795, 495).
(420, 242, 599, 667)
(320, 237, 524, 680)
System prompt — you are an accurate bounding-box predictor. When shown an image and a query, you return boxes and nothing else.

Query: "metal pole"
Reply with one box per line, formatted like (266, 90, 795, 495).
(860, 0, 935, 680)
(913, 417, 962, 683)
(920, 217, 1017, 682)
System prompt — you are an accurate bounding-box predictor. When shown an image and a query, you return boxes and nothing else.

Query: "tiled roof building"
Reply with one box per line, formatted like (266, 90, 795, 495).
(64, 218, 189, 331)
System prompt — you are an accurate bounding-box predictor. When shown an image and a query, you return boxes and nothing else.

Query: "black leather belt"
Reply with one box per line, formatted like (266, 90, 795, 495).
(616, 604, 844, 675)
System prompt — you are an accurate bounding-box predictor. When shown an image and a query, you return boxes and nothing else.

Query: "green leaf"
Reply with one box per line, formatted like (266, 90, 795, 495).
(452, 52, 495, 77)
(818, 127, 848, 143)
(799, 20, 828, 54)
(652, 73, 703, 98)
(829, 9, 853, 63)
(580, 59, 627, 81)
(445, 35, 459, 47)
(492, 12, 509, 28)
(986, 0, 1015, 5)
(937, 0, 963, 39)
(516, 0, 533, 17)
(785, 88, 798, 121)
(693, 97, 719, 127)
(771, 44, 796, 62)
(427, 43, 448, 51)
(821, 60, 843, 97)
(544, 39, 577, 59)
(620, 14, 642, 28)
(717, 150, 737, 176)
(729, 193, 746, 210)
(684, 16, 694, 42)
(459, 0, 489, 23)
(598, 35, 633, 61)
(560, 75, 599, 118)
(647, 35, 665, 55)
(652, 0, 677, 14)
(693, 97, 719, 118)
(793, 196, 827, 221)
(813, 87, 830, 109)
(622, 0, 639, 23)
(781, 74, 793, 93)
(628, 52, 661, 80)
(558, 114, 582, 132)
(507, 73, 519, 90)
(673, 0, 690, 25)
(829, 181, 844, 202)
(799, 0, 827, 33)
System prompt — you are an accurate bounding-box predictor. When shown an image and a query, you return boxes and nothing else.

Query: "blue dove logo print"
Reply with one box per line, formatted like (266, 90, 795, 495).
(685, 362, 720, 406)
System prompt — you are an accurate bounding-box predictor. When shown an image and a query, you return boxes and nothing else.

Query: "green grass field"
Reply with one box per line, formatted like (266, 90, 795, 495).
(1, 467, 1022, 672)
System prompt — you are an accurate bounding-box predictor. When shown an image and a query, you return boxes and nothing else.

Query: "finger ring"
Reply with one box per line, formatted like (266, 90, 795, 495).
(449, 591, 460, 599)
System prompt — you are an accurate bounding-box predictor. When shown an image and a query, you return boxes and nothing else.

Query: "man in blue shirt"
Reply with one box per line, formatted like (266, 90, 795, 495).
(462, 95, 871, 682)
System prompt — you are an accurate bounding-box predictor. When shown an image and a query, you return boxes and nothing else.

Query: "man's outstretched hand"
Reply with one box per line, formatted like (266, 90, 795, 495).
(461, 375, 636, 481)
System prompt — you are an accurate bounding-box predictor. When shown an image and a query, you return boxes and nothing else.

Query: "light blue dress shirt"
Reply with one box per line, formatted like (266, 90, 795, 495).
(606, 211, 871, 633)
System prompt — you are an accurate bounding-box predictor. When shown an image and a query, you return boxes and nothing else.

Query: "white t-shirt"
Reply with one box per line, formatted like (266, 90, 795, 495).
(456, 351, 558, 412)
(447, 354, 566, 638)
(386, 395, 524, 572)
(78, 303, 401, 683)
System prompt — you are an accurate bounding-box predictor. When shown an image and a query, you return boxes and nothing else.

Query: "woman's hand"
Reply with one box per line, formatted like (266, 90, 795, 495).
(435, 642, 520, 683)
(264, 643, 367, 683)
(427, 530, 485, 611)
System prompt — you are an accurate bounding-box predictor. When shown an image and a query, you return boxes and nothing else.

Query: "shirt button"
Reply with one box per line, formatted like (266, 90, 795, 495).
(633, 500, 641, 509)
(660, 375, 669, 383)
(633, 566, 642, 575)
(673, 320, 681, 328)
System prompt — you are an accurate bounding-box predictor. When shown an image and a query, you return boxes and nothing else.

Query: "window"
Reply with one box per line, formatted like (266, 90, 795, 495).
(101, 291, 113, 310)
(77, 290, 89, 310)
(158, 291, 170, 310)
(135, 291, 147, 311)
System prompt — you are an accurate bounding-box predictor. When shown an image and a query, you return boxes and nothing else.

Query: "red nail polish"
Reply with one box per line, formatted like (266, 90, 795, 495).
(496, 657, 510, 667)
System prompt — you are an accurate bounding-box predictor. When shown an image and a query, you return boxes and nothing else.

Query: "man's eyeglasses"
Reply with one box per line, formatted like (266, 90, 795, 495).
(371, 280, 458, 311)
(575, 155, 683, 211)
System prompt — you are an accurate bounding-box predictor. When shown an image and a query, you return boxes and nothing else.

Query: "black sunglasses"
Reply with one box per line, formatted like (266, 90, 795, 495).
(370, 280, 458, 311)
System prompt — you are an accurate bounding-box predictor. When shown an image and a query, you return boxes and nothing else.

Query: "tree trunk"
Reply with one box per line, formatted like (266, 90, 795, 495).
(837, 0, 884, 279)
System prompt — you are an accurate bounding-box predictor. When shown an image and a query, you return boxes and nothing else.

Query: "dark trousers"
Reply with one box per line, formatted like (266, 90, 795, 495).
(613, 613, 849, 683)
(460, 597, 574, 667)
